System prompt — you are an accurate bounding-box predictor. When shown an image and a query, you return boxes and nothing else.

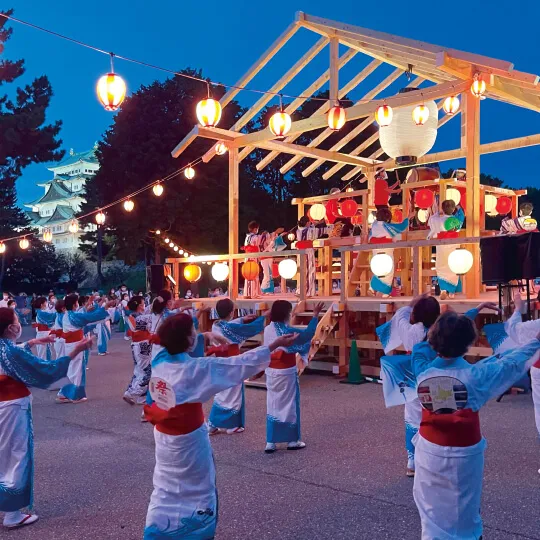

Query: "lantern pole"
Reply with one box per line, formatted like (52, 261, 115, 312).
(228, 149, 239, 300)
(96, 223, 104, 285)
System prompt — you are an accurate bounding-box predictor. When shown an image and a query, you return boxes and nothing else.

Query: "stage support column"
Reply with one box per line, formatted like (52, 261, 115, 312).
(229, 149, 239, 300)
(462, 93, 481, 298)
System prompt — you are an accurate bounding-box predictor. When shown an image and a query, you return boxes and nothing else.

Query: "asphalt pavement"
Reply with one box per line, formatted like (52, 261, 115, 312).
(9, 330, 540, 539)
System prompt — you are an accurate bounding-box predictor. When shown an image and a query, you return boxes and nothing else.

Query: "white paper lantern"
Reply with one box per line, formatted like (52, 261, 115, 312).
(379, 91, 438, 166)
(417, 209, 429, 223)
(212, 262, 230, 282)
(484, 194, 497, 213)
(278, 259, 298, 280)
(309, 203, 326, 221)
(367, 212, 376, 225)
(445, 188, 461, 206)
(370, 252, 393, 278)
(448, 248, 474, 275)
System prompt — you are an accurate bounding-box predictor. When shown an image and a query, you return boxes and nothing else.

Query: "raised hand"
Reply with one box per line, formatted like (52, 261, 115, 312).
(312, 302, 325, 317)
(477, 302, 501, 313)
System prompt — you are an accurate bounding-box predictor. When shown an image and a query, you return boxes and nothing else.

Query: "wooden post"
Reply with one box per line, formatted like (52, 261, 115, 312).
(461, 93, 481, 298)
(299, 253, 307, 301)
(229, 257, 239, 301)
(229, 148, 239, 255)
(340, 251, 346, 302)
(297, 201, 305, 220)
(337, 311, 348, 377)
(361, 194, 369, 244)
(412, 246, 422, 296)
(329, 37, 339, 104)
(323, 246, 332, 296)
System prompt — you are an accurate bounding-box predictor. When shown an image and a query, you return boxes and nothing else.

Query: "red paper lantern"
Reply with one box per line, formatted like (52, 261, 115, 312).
(242, 261, 259, 281)
(391, 208, 403, 222)
(325, 200, 338, 224)
(457, 187, 467, 212)
(496, 196, 512, 215)
(351, 212, 363, 225)
(415, 189, 434, 209)
(340, 199, 358, 218)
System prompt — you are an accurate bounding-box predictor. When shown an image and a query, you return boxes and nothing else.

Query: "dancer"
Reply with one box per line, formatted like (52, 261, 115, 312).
(51, 300, 66, 360)
(368, 207, 409, 297)
(95, 297, 112, 356)
(263, 300, 323, 453)
(56, 294, 111, 404)
(143, 312, 296, 539)
(32, 297, 55, 360)
(0, 307, 92, 529)
(411, 311, 540, 540)
(427, 200, 465, 299)
(207, 298, 266, 435)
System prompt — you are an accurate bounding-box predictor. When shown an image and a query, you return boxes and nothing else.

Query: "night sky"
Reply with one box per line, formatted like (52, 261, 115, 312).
(6, 0, 540, 206)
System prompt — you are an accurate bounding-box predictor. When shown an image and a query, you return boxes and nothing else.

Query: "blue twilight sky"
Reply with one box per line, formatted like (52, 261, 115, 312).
(6, 0, 540, 206)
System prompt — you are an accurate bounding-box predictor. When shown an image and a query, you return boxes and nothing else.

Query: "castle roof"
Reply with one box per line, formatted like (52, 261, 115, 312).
(38, 172, 93, 187)
(25, 180, 76, 207)
(27, 205, 76, 227)
(48, 147, 98, 171)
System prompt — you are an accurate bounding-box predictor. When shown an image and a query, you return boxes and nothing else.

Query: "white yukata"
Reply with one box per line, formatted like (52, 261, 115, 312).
(263, 318, 317, 444)
(208, 316, 266, 430)
(143, 345, 271, 539)
(52, 312, 65, 360)
(369, 219, 409, 295)
(34, 309, 55, 361)
(57, 307, 108, 401)
(0, 339, 71, 514)
(96, 305, 112, 355)
(428, 207, 465, 294)
(411, 338, 540, 540)
(124, 313, 153, 403)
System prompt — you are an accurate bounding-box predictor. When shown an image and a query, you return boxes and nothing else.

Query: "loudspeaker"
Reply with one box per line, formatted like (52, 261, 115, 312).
(147, 265, 165, 293)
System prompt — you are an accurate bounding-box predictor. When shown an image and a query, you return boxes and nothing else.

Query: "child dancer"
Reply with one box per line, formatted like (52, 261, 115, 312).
(207, 298, 266, 435)
(263, 300, 323, 453)
(412, 311, 540, 539)
(32, 297, 55, 360)
(51, 300, 66, 360)
(143, 313, 296, 539)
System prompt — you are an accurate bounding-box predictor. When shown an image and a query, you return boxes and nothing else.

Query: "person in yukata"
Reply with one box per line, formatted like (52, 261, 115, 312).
(427, 199, 465, 299)
(207, 298, 266, 435)
(263, 300, 323, 453)
(32, 297, 55, 361)
(142, 313, 296, 540)
(500, 201, 537, 234)
(368, 207, 409, 297)
(411, 311, 540, 540)
(0, 307, 93, 530)
(51, 300, 66, 361)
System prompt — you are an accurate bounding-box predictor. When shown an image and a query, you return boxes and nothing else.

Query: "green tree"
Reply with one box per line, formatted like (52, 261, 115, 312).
(57, 252, 88, 288)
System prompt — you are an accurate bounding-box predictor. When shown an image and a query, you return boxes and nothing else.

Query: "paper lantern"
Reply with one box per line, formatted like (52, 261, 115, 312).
(496, 196, 512, 215)
(484, 194, 497, 213)
(242, 261, 259, 281)
(325, 199, 338, 224)
(153, 183, 164, 197)
(179, 249, 184, 255)
(19, 238, 29, 250)
(412, 104, 430, 126)
(0, 242, 5, 254)
(211, 263, 229, 282)
(340, 199, 358, 218)
(174, 246, 179, 252)
(327, 105, 346, 131)
(370, 252, 393, 278)
(471, 77, 486, 98)
(215, 141, 227, 155)
(375, 104, 393, 127)
(164, 238, 170, 243)
(445, 188, 461, 206)
(42, 228, 53, 243)
(184, 166, 195, 180)
(309, 203, 326, 221)
(351, 212, 363, 225)
(96, 72, 126, 112)
(278, 259, 297, 280)
(417, 209, 429, 223)
(448, 248, 474, 275)
(184, 264, 202, 283)
(269, 111, 292, 137)
(345, 187, 354, 193)
(95, 212, 106, 225)
(123, 199, 134, 212)
(287, 233, 296, 242)
(391, 208, 403, 222)
(68, 219, 79, 234)
(522, 218, 538, 231)
(196, 98, 222, 127)
(443, 95, 460, 115)
(415, 189, 435, 209)
(155, 230, 161, 235)
(379, 91, 438, 166)
(367, 212, 376, 225)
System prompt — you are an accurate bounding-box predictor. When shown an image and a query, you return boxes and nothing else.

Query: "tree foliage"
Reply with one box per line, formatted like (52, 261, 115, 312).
(57, 252, 88, 287)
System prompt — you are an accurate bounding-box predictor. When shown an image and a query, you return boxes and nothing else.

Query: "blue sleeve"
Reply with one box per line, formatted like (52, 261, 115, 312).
(70, 307, 109, 326)
(385, 218, 409, 236)
(279, 317, 318, 356)
(224, 316, 265, 340)
(411, 341, 437, 379)
(1, 341, 71, 389)
(37, 310, 56, 327)
(192, 316, 199, 331)
(188, 333, 205, 358)
(464, 308, 479, 321)
(456, 207, 465, 227)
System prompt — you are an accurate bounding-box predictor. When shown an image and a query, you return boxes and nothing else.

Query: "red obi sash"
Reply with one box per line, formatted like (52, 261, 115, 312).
(32, 323, 49, 332)
(420, 408, 481, 447)
(50, 329, 64, 338)
(244, 245, 260, 254)
(534, 358, 540, 369)
(0, 375, 31, 402)
(64, 329, 84, 343)
(369, 237, 393, 244)
(206, 344, 240, 357)
(269, 350, 296, 369)
(131, 330, 151, 343)
(296, 240, 314, 249)
(436, 231, 459, 239)
(143, 402, 204, 435)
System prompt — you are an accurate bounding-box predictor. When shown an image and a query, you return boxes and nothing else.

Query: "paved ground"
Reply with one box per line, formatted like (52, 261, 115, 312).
(10, 330, 540, 539)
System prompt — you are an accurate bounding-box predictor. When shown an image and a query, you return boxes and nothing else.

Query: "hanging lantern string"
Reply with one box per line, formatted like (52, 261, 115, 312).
(1, 12, 464, 106)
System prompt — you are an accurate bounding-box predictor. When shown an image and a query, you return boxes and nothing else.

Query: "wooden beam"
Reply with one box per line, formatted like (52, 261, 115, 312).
(489, 77, 540, 112)
(292, 189, 369, 205)
(229, 149, 239, 256)
(256, 58, 381, 171)
(171, 126, 199, 159)
(329, 38, 339, 102)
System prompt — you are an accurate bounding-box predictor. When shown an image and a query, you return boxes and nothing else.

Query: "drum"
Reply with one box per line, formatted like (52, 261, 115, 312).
(405, 167, 440, 184)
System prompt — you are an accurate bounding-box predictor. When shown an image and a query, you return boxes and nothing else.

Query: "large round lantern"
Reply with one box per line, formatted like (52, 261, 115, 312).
(484, 194, 497, 214)
(496, 196, 512, 215)
(448, 248, 474, 275)
(412, 104, 430, 126)
(417, 209, 429, 223)
(370, 252, 393, 278)
(184, 166, 195, 180)
(379, 89, 438, 166)
(184, 264, 202, 283)
(445, 188, 461, 206)
(391, 208, 403, 222)
(153, 183, 164, 197)
(375, 104, 393, 127)
(443, 95, 460, 115)
(19, 238, 29, 250)
(278, 259, 298, 280)
(123, 199, 135, 212)
(95, 212, 106, 225)
(309, 203, 326, 221)
(96, 72, 127, 112)
(69, 219, 79, 234)
(0, 242, 5, 254)
(367, 212, 376, 225)
(242, 261, 259, 281)
(327, 105, 346, 131)
(211, 262, 229, 282)
(42, 228, 53, 243)
(415, 189, 435, 209)
(269, 111, 292, 137)
(340, 199, 358, 218)
(196, 98, 222, 127)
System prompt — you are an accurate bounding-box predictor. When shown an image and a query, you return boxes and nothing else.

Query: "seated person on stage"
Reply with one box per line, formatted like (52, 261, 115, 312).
(500, 201, 538, 234)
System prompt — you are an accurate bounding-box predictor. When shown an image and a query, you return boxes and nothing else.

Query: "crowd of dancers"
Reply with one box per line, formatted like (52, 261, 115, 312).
(0, 285, 539, 539)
